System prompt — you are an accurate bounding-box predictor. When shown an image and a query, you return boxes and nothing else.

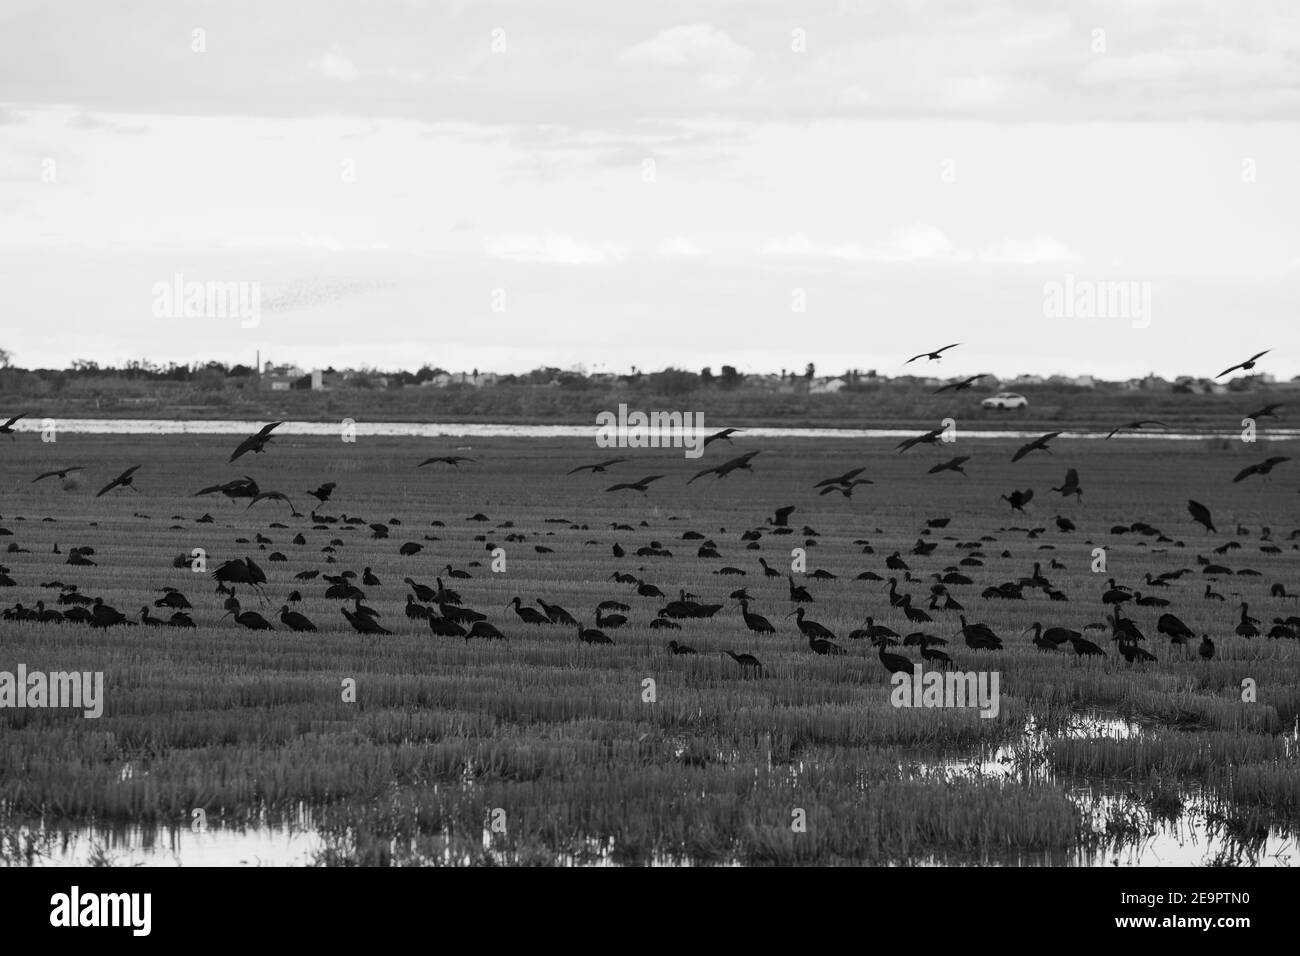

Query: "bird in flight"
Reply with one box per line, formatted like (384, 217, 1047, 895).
(927, 456, 970, 477)
(1244, 403, 1282, 421)
(896, 428, 946, 454)
(768, 505, 796, 527)
(418, 456, 475, 467)
(605, 475, 664, 494)
(0, 413, 25, 440)
(933, 375, 986, 394)
(96, 465, 142, 497)
(1187, 499, 1216, 533)
(905, 343, 960, 364)
(1000, 488, 1033, 512)
(688, 450, 761, 484)
(1232, 456, 1289, 483)
(246, 491, 303, 516)
(813, 467, 868, 489)
(1050, 468, 1083, 500)
(193, 476, 259, 500)
(1104, 420, 1168, 439)
(306, 482, 336, 504)
(1011, 431, 1063, 463)
(1216, 350, 1269, 379)
(32, 466, 85, 483)
(819, 479, 873, 498)
(568, 458, 629, 475)
(229, 422, 284, 462)
(703, 428, 742, 448)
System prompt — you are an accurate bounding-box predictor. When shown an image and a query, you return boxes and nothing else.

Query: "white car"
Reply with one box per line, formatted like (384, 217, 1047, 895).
(981, 392, 1029, 410)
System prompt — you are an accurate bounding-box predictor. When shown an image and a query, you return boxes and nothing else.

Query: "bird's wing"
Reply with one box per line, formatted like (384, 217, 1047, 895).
(1216, 363, 1242, 378)
(567, 464, 595, 474)
(936, 343, 960, 355)
(1011, 445, 1030, 463)
(686, 466, 716, 484)
(1231, 466, 1255, 483)
(94, 479, 120, 497)
(904, 353, 925, 364)
(229, 438, 255, 461)
(3, 413, 24, 427)
(122, 465, 142, 478)
(1249, 350, 1270, 362)
(257, 422, 284, 437)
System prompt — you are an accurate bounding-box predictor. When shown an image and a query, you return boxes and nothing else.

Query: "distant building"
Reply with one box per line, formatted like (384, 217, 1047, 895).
(809, 376, 847, 394)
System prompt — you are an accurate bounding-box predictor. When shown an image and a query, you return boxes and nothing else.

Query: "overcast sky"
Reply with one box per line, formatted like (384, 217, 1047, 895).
(1, 0, 1297, 380)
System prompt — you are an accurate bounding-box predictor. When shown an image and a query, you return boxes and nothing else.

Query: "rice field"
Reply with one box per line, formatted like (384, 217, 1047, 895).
(1, 431, 1298, 866)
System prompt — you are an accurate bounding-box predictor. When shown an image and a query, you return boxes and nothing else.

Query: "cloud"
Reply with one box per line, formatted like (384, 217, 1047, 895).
(309, 52, 361, 82)
(980, 235, 1076, 264)
(619, 24, 754, 91)
(484, 232, 626, 265)
(659, 236, 705, 257)
(765, 226, 1074, 264)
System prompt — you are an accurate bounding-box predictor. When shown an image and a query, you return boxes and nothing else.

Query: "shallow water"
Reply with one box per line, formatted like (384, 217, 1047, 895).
(11, 419, 1298, 441)
(5, 822, 323, 867)
(912, 712, 1299, 867)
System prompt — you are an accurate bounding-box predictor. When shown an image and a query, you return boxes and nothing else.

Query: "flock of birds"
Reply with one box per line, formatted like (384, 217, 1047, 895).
(2, 345, 1297, 683)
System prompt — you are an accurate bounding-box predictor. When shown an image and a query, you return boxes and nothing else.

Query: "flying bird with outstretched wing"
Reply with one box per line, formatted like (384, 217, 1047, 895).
(1216, 350, 1269, 379)
(905, 343, 960, 364)
(96, 465, 142, 497)
(32, 466, 85, 483)
(687, 450, 761, 484)
(567, 458, 629, 475)
(1104, 420, 1168, 439)
(229, 422, 284, 462)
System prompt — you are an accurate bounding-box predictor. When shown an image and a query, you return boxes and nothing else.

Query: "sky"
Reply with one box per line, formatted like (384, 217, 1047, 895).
(1, 0, 1297, 381)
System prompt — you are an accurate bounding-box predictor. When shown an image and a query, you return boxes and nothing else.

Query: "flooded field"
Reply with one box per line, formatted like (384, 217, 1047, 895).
(1, 433, 1297, 866)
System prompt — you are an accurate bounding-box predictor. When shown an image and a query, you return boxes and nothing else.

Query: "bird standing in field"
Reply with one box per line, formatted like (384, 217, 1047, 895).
(906, 343, 960, 364)
(95, 465, 143, 497)
(1198, 635, 1215, 660)
(229, 422, 283, 462)
(1216, 350, 1269, 379)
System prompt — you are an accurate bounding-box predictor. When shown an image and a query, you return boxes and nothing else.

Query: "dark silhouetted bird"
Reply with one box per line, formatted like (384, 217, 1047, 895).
(230, 422, 283, 462)
(1187, 500, 1216, 533)
(95, 465, 143, 497)
(906, 343, 960, 364)
(1216, 350, 1269, 379)
(33, 466, 85, 483)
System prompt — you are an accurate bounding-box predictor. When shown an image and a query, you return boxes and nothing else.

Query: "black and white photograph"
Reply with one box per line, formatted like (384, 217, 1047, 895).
(0, 0, 1295, 934)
